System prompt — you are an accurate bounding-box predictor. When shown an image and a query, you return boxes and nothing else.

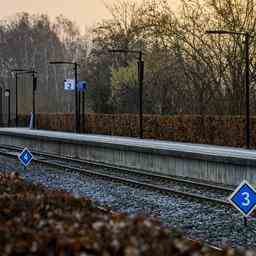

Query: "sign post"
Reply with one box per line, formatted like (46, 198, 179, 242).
(77, 81, 87, 133)
(29, 112, 34, 129)
(229, 180, 256, 226)
(64, 79, 88, 132)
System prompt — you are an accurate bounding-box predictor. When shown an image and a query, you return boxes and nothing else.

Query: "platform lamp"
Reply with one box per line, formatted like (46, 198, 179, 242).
(11, 69, 37, 129)
(0, 83, 3, 126)
(109, 49, 144, 139)
(4, 88, 10, 127)
(10, 70, 23, 127)
(205, 30, 251, 149)
(49, 61, 80, 133)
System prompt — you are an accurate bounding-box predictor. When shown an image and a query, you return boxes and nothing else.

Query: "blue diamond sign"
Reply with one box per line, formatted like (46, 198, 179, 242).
(229, 180, 256, 217)
(19, 148, 33, 167)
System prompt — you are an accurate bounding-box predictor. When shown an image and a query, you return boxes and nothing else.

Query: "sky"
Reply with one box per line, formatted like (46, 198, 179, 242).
(0, 0, 179, 32)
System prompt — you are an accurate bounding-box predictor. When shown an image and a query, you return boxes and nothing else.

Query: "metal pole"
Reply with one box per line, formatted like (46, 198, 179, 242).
(32, 73, 36, 129)
(244, 216, 248, 227)
(74, 63, 79, 133)
(82, 90, 85, 133)
(78, 75, 81, 133)
(138, 52, 144, 139)
(78, 91, 81, 132)
(7, 91, 10, 127)
(0, 87, 2, 126)
(15, 73, 18, 127)
(245, 33, 250, 149)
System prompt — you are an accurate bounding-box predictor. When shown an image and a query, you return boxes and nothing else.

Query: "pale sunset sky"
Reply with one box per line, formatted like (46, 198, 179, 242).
(0, 0, 179, 32)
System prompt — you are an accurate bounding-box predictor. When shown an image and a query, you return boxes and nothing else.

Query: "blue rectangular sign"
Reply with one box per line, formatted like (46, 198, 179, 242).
(77, 81, 87, 92)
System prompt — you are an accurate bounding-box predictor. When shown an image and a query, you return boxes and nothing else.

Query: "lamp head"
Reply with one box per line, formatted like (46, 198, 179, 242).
(49, 61, 76, 65)
(11, 69, 36, 74)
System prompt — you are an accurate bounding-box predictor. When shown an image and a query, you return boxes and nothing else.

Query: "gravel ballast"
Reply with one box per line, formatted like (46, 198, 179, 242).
(1, 154, 256, 250)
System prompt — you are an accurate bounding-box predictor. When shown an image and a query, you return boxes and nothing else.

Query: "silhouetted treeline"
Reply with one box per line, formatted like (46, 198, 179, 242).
(0, 13, 89, 116)
(1, 0, 256, 118)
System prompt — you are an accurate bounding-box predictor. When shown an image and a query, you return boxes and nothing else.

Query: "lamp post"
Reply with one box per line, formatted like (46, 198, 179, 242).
(82, 85, 85, 133)
(109, 49, 144, 139)
(15, 73, 18, 126)
(0, 85, 3, 126)
(49, 61, 80, 133)
(12, 69, 37, 129)
(10, 71, 21, 127)
(205, 30, 251, 149)
(79, 80, 86, 133)
(4, 88, 10, 127)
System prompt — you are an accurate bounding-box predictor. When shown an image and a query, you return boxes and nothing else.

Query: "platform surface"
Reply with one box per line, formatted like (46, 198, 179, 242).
(0, 127, 255, 162)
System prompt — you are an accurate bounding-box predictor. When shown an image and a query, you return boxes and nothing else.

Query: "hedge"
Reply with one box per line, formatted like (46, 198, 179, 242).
(16, 113, 256, 148)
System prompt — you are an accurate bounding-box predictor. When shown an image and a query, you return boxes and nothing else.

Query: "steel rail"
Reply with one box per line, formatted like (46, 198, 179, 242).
(0, 144, 234, 193)
(0, 146, 226, 252)
(0, 146, 231, 207)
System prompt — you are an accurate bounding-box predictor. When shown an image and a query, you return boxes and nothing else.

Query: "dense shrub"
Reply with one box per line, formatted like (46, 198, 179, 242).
(0, 172, 226, 255)
(34, 113, 256, 148)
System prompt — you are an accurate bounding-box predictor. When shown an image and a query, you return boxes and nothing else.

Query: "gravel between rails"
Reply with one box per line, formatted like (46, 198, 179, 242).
(1, 154, 256, 250)
(59, 160, 232, 201)
(30, 150, 231, 202)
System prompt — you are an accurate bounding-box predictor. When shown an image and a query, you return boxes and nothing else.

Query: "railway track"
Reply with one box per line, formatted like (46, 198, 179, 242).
(0, 144, 233, 207)
(0, 146, 230, 252)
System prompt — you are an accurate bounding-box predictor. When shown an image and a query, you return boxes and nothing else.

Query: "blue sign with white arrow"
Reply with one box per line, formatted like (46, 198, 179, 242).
(229, 180, 256, 217)
(19, 148, 33, 167)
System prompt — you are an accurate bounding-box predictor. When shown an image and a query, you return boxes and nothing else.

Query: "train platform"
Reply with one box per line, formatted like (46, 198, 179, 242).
(0, 127, 255, 186)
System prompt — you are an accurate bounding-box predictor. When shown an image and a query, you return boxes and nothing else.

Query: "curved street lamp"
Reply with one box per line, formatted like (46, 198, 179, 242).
(0, 82, 3, 126)
(109, 49, 144, 139)
(11, 69, 37, 129)
(205, 30, 251, 149)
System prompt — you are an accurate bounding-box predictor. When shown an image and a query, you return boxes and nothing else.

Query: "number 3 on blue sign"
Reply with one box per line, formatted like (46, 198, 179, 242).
(242, 192, 250, 206)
